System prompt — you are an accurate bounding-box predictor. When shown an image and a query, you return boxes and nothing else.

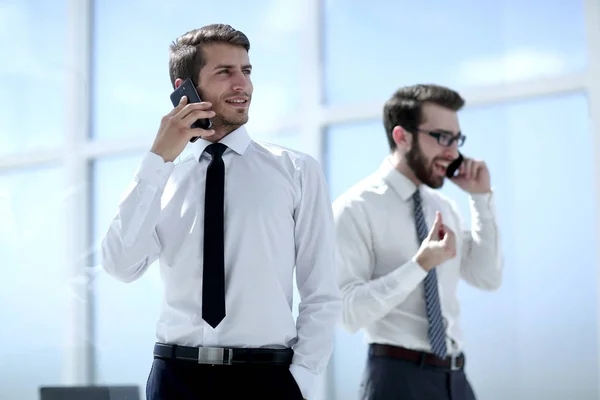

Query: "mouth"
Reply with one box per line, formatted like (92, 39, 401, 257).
(433, 161, 449, 177)
(225, 97, 249, 108)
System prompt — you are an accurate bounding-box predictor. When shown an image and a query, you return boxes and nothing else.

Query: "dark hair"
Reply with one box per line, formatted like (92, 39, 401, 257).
(383, 84, 465, 150)
(168, 24, 250, 88)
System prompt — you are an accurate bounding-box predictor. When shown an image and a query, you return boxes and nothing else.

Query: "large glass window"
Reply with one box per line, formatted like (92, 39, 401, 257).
(0, 166, 67, 400)
(92, 0, 304, 141)
(325, 92, 597, 399)
(0, 0, 67, 155)
(325, 120, 390, 199)
(91, 152, 159, 391)
(323, 0, 587, 105)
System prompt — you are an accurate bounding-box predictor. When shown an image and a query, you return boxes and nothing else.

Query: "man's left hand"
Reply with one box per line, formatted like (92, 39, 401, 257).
(450, 158, 491, 194)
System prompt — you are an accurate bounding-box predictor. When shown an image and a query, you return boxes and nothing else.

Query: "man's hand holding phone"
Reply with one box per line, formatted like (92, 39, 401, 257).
(150, 96, 216, 163)
(448, 154, 492, 194)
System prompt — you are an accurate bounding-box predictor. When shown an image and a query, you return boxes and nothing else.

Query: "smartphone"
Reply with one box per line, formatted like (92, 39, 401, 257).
(446, 152, 464, 178)
(169, 78, 212, 143)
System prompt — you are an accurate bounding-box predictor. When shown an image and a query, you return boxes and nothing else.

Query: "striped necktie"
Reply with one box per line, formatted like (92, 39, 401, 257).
(412, 189, 448, 359)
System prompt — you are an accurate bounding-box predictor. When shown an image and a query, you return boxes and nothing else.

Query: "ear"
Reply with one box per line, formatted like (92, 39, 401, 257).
(392, 125, 412, 149)
(174, 78, 184, 89)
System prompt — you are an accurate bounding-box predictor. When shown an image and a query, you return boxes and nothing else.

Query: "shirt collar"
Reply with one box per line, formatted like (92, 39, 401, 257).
(191, 125, 252, 161)
(377, 156, 419, 202)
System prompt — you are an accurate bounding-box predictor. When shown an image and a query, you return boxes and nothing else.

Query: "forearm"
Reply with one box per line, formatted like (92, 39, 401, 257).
(340, 259, 427, 332)
(100, 152, 173, 282)
(460, 193, 503, 290)
(291, 284, 340, 400)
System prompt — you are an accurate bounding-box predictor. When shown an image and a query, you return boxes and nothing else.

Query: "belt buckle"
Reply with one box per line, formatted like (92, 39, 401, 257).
(449, 354, 460, 371)
(197, 347, 232, 365)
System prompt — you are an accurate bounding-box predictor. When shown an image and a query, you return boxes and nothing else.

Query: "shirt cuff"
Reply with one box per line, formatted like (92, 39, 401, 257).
(289, 364, 316, 399)
(469, 190, 496, 219)
(135, 152, 174, 189)
(391, 260, 429, 295)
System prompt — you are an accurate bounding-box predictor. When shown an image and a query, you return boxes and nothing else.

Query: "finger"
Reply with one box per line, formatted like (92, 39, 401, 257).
(472, 161, 483, 181)
(441, 224, 454, 237)
(468, 160, 477, 181)
(166, 95, 189, 116)
(427, 211, 443, 240)
(442, 226, 456, 243)
(176, 101, 213, 119)
(441, 230, 456, 256)
(440, 224, 452, 236)
(181, 109, 216, 127)
(461, 159, 470, 180)
(457, 158, 467, 177)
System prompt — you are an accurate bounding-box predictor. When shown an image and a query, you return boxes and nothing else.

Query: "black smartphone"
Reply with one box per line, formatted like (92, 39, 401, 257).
(446, 152, 464, 178)
(169, 78, 212, 143)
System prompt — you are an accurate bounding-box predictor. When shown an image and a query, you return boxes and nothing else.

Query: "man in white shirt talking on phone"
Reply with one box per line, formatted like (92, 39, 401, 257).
(333, 84, 503, 400)
(101, 23, 340, 400)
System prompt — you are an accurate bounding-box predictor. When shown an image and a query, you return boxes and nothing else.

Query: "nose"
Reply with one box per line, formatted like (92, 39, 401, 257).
(443, 142, 460, 160)
(231, 71, 249, 92)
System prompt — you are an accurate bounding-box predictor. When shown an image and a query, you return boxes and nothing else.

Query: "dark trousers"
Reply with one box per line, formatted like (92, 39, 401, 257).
(146, 358, 303, 400)
(360, 354, 477, 400)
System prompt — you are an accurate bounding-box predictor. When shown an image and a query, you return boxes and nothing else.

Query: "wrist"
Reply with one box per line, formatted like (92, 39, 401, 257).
(468, 186, 492, 194)
(150, 148, 174, 163)
(414, 252, 433, 272)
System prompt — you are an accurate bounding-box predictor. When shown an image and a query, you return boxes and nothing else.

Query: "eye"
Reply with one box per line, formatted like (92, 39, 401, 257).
(218, 69, 229, 74)
(435, 132, 453, 144)
(243, 69, 252, 75)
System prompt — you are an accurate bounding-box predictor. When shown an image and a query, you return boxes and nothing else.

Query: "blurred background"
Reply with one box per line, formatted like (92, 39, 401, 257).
(1, 0, 599, 399)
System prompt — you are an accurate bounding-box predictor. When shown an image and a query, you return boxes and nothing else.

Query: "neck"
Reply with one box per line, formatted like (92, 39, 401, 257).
(390, 150, 421, 186)
(205, 124, 241, 143)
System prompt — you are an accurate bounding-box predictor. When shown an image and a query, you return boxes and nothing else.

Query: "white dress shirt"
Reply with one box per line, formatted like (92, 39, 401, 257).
(333, 157, 502, 355)
(100, 126, 341, 398)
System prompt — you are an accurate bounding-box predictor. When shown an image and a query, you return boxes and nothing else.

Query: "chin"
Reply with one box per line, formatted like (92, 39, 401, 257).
(222, 117, 248, 128)
(232, 116, 248, 126)
(427, 176, 445, 189)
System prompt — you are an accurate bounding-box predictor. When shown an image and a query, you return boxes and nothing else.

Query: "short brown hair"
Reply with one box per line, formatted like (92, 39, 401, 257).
(168, 24, 250, 88)
(383, 84, 465, 150)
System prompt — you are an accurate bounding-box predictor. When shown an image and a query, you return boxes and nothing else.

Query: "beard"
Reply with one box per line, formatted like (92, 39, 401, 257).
(406, 136, 445, 189)
(198, 87, 250, 132)
(212, 110, 248, 129)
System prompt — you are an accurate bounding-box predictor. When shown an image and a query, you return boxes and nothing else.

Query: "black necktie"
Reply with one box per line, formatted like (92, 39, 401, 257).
(202, 143, 227, 328)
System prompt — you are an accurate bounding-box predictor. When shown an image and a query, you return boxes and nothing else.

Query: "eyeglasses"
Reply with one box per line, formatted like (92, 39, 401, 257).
(408, 127, 466, 148)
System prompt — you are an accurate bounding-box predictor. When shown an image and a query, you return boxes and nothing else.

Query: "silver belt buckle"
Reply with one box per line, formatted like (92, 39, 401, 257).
(449, 354, 460, 371)
(197, 347, 232, 365)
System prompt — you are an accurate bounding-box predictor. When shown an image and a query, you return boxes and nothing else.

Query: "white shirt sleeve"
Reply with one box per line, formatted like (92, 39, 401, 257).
(334, 198, 428, 333)
(458, 191, 503, 290)
(100, 152, 174, 283)
(289, 155, 342, 400)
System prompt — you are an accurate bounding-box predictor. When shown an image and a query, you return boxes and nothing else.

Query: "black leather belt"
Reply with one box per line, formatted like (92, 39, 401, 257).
(153, 343, 294, 366)
(370, 343, 465, 370)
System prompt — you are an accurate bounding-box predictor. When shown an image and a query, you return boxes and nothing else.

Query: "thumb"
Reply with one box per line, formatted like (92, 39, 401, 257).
(427, 211, 443, 240)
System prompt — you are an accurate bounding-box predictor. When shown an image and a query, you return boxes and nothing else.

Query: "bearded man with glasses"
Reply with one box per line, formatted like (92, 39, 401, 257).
(333, 84, 503, 400)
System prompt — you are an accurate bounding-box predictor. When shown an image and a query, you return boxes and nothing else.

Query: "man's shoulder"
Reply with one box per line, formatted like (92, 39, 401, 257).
(333, 173, 388, 215)
(252, 140, 321, 170)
